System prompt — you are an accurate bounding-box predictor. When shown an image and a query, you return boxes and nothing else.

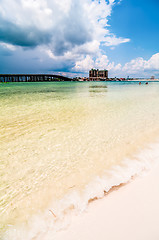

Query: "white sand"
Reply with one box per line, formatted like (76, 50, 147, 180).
(54, 163, 159, 240)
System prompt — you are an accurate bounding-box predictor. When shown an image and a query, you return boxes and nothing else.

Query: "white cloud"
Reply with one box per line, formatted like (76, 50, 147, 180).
(104, 35, 130, 46)
(74, 55, 94, 72)
(73, 52, 159, 78)
(146, 53, 159, 70)
(122, 57, 146, 73)
(0, 42, 16, 51)
(73, 53, 120, 72)
(0, 0, 129, 56)
(0, 0, 132, 75)
(106, 53, 159, 77)
(122, 53, 159, 75)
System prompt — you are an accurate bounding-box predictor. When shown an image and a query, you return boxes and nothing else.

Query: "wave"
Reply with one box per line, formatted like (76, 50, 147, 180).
(3, 139, 159, 240)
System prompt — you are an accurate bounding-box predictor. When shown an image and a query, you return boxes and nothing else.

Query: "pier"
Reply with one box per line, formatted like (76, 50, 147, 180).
(0, 74, 73, 82)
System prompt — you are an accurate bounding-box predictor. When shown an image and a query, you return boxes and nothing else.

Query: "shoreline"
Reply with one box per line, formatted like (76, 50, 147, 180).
(0, 78, 159, 83)
(3, 139, 159, 240)
(54, 159, 159, 240)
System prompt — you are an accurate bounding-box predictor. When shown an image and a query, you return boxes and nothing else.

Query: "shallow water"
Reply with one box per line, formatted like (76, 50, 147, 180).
(1, 81, 159, 239)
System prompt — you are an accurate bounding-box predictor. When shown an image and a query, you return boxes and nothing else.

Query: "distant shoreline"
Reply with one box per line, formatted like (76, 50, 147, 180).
(0, 80, 159, 83)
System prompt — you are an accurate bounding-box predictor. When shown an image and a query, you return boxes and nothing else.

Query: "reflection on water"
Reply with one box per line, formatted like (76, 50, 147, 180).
(89, 85, 107, 97)
(89, 85, 107, 88)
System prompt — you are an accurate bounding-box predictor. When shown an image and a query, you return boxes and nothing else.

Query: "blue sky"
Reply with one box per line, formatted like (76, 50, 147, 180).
(0, 0, 159, 78)
(108, 0, 159, 62)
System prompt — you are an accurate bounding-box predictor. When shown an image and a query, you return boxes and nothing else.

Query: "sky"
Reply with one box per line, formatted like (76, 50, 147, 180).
(0, 0, 159, 78)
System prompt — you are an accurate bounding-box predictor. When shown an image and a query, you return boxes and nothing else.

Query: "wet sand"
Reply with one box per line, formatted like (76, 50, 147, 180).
(54, 162, 159, 240)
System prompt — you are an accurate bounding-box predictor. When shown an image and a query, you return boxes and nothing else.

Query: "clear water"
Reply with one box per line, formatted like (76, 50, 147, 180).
(1, 81, 159, 239)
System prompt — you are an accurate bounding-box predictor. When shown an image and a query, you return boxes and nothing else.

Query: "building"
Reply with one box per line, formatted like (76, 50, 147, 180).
(89, 69, 108, 81)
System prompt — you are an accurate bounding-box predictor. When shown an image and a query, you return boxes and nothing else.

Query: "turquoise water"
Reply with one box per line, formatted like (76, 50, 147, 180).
(1, 81, 159, 239)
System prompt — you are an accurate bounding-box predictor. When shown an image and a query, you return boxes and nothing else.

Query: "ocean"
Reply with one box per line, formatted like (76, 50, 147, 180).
(1, 81, 159, 239)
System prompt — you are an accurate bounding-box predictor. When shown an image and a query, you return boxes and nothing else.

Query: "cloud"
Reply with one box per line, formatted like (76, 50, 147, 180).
(0, 0, 53, 47)
(146, 53, 159, 70)
(0, 42, 16, 56)
(107, 53, 159, 77)
(0, 0, 132, 75)
(72, 52, 159, 78)
(104, 35, 130, 46)
(0, 0, 128, 55)
(0, 42, 16, 51)
(73, 55, 94, 72)
(0, 1, 101, 49)
(122, 53, 159, 74)
(73, 54, 120, 72)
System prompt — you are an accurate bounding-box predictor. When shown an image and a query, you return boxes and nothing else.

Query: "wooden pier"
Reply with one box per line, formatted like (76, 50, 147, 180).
(0, 74, 73, 82)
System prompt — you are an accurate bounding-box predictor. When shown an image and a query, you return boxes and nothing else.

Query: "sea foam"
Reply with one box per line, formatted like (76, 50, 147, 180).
(3, 139, 159, 240)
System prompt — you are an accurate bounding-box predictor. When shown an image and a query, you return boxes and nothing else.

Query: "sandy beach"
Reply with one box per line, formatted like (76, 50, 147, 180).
(54, 162, 159, 240)
(1, 82, 159, 240)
